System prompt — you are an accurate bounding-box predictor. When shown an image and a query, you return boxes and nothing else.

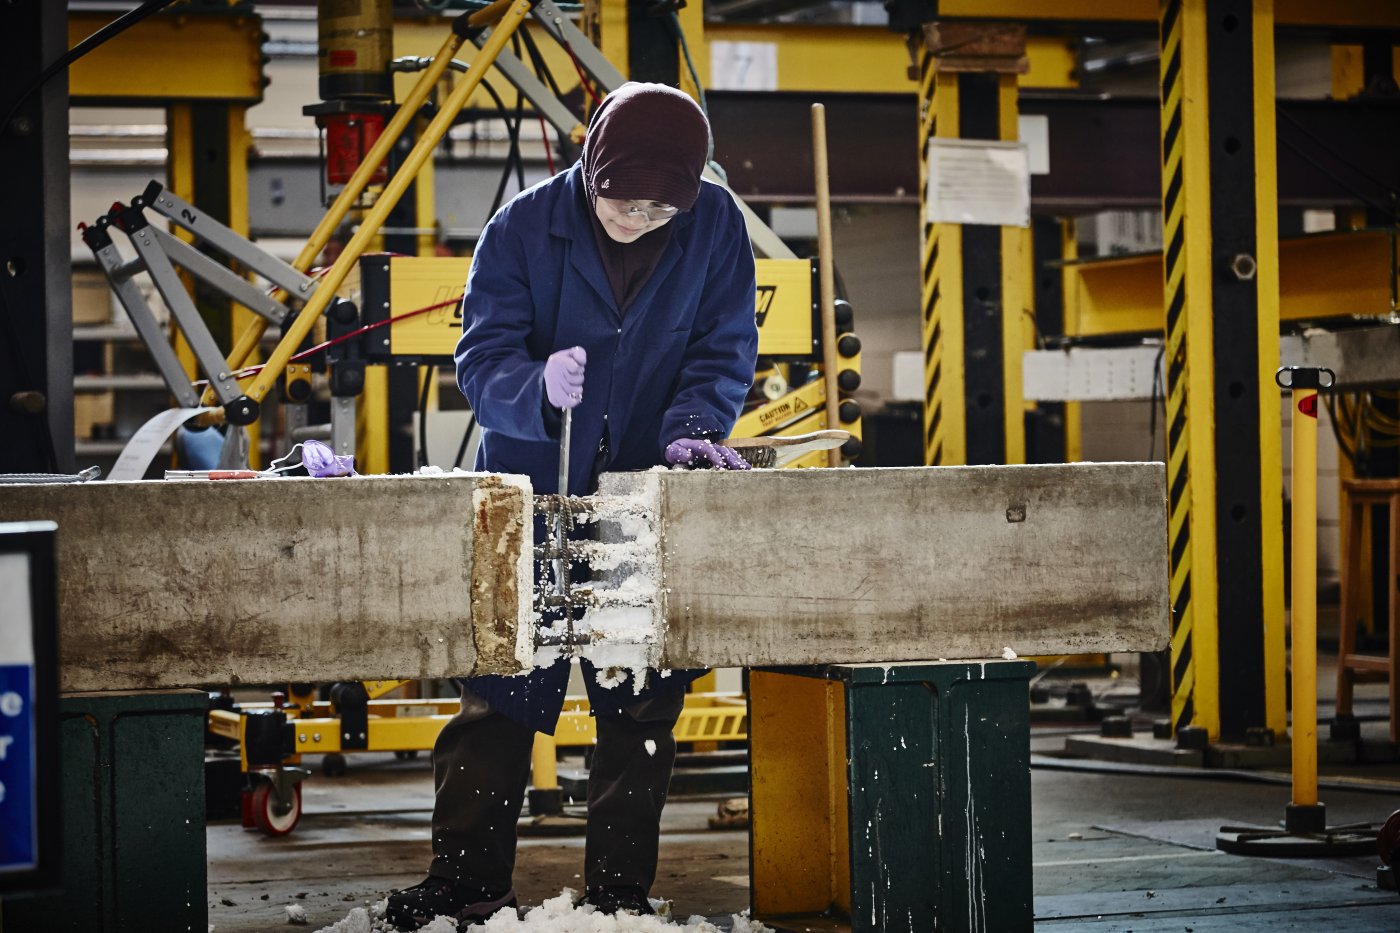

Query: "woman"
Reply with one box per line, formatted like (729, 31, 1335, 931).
(386, 82, 758, 930)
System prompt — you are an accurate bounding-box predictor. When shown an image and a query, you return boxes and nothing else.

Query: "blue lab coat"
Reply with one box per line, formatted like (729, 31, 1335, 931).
(454, 162, 758, 731)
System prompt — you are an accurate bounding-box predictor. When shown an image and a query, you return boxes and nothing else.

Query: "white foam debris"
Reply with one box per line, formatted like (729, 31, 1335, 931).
(309, 903, 375, 933)
(571, 485, 666, 691)
(1001, 646, 1018, 660)
(285, 902, 309, 924)
(311, 890, 775, 933)
(596, 666, 628, 690)
(644, 739, 658, 757)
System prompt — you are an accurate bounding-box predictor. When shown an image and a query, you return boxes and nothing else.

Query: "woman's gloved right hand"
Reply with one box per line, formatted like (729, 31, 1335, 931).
(543, 346, 587, 409)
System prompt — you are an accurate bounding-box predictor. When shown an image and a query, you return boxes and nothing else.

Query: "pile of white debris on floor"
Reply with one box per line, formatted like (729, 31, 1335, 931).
(284, 889, 773, 933)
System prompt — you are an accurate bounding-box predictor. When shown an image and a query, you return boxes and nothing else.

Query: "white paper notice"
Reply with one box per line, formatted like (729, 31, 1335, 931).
(710, 40, 778, 91)
(0, 553, 34, 665)
(926, 138, 1032, 228)
(1018, 114, 1050, 175)
(106, 406, 216, 482)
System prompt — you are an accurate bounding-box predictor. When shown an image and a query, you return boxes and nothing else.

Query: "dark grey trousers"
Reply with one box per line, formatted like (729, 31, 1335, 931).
(428, 682, 685, 894)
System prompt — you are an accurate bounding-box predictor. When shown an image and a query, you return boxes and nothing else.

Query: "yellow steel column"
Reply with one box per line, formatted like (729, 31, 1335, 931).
(917, 59, 963, 466)
(1158, 0, 1220, 738)
(1252, 0, 1287, 741)
(1059, 218, 1082, 462)
(914, 28, 1027, 467)
(166, 103, 198, 381)
(1158, 0, 1286, 742)
(226, 104, 261, 467)
(997, 72, 1028, 465)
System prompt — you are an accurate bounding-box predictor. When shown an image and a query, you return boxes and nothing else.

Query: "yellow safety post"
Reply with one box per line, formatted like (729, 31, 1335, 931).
(1216, 365, 1376, 856)
(221, 0, 533, 424)
(1278, 365, 1334, 833)
(205, 0, 521, 404)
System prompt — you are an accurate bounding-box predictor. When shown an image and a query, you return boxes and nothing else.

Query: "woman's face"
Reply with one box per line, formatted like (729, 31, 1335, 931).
(594, 197, 678, 243)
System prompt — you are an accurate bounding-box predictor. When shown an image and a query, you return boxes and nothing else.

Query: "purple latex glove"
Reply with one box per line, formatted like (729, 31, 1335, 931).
(544, 346, 587, 409)
(302, 439, 355, 477)
(664, 438, 751, 471)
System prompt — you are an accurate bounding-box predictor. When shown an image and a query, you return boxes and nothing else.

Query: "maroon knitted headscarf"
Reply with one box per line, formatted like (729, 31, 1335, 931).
(581, 82, 710, 210)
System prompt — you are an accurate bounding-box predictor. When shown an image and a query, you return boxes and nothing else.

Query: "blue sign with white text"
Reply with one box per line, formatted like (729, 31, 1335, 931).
(0, 663, 36, 873)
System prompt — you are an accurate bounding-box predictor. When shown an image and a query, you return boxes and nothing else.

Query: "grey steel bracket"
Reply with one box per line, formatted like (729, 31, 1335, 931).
(140, 183, 318, 298)
(87, 238, 202, 409)
(126, 223, 246, 404)
(150, 227, 290, 326)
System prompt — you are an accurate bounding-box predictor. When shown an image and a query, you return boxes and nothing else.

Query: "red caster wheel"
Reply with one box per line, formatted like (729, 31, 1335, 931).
(250, 779, 302, 836)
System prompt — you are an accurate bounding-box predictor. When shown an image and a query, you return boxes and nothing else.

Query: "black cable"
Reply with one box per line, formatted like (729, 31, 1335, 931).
(509, 35, 528, 193)
(453, 412, 478, 470)
(518, 27, 567, 105)
(417, 365, 436, 468)
(1, 0, 180, 135)
(1277, 105, 1398, 201)
(478, 77, 523, 220)
(1147, 343, 1166, 461)
(1277, 133, 1398, 223)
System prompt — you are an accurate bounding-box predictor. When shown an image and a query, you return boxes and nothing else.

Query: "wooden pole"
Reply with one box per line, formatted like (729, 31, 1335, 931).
(811, 104, 842, 467)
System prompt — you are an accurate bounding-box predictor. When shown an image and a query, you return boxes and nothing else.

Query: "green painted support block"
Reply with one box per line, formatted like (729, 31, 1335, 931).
(3, 690, 208, 933)
(751, 660, 1034, 933)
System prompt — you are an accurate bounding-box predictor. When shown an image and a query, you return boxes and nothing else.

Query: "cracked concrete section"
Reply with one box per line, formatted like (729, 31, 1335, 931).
(0, 473, 533, 691)
(598, 463, 1169, 670)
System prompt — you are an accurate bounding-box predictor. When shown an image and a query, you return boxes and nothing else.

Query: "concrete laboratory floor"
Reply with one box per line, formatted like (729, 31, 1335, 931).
(206, 663, 1400, 933)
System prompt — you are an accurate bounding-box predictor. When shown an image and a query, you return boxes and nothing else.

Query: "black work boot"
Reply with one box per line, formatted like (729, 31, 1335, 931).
(581, 884, 654, 915)
(385, 877, 517, 930)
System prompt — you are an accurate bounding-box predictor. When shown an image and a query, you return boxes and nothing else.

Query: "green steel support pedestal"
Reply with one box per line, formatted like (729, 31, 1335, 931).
(3, 689, 208, 933)
(750, 660, 1035, 933)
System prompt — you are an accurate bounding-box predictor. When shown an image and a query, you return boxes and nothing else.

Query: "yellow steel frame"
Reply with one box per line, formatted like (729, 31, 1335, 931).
(1059, 218, 1083, 462)
(1252, 3, 1288, 741)
(211, 693, 747, 772)
(1063, 231, 1400, 340)
(68, 9, 264, 104)
(919, 67, 965, 466)
(997, 71, 1028, 466)
(1161, 0, 1221, 739)
(748, 670, 850, 918)
(933, 0, 1400, 28)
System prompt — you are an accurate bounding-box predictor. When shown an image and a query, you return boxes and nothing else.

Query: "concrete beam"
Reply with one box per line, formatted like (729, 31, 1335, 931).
(596, 463, 1168, 669)
(0, 474, 532, 692)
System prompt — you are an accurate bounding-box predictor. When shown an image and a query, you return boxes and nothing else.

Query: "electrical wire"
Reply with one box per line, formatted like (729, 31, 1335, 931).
(560, 38, 603, 107)
(417, 365, 436, 468)
(517, 25, 566, 174)
(0, 0, 179, 135)
(194, 294, 464, 386)
(667, 12, 709, 124)
(1277, 105, 1399, 203)
(475, 77, 525, 220)
(453, 412, 479, 469)
(1277, 133, 1398, 223)
(1147, 342, 1166, 461)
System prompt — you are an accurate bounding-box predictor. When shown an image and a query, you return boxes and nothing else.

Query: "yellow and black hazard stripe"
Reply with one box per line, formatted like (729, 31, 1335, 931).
(918, 48, 947, 466)
(1159, 0, 1195, 736)
(1159, 0, 1286, 741)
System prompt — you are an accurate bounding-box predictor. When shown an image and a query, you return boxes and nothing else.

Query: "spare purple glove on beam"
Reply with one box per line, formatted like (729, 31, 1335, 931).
(664, 437, 751, 471)
(544, 346, 587, 409)
(301, 439, 355, 477)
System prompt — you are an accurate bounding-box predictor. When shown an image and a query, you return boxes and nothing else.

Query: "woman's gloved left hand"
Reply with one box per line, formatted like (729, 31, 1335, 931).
(664, 437, 750, 470)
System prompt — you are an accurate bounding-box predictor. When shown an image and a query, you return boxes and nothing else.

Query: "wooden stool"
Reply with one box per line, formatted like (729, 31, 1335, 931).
(1336, 478, 1400, 742)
